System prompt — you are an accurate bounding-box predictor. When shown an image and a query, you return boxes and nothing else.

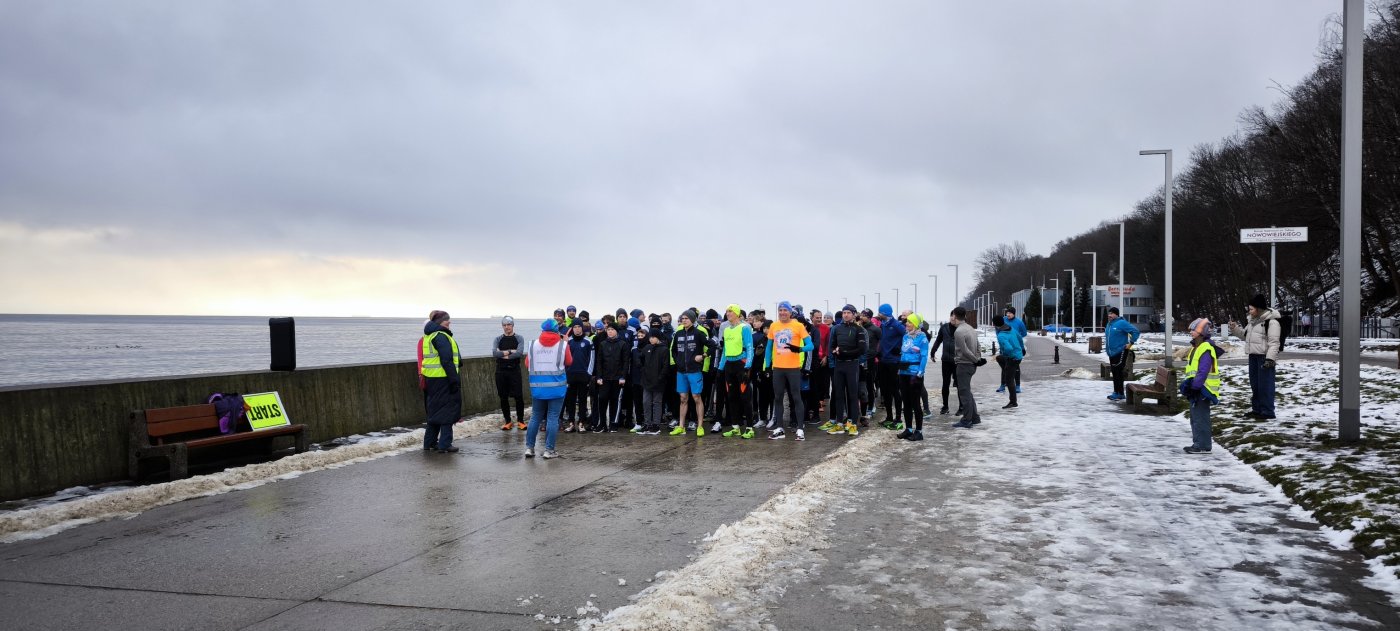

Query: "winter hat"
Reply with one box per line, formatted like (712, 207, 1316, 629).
(630, 308, 645, 318)
(705, 308, 720, 320)
(792, 304, 804, 315)
(879, 304, 894, 317)
(566, 305, 577, 312)
(1248, 294, 1269, 310)
(842, 304, 857, 313)
(777, 301, 793, 314)
(681, 309, 698, 322)
(616, 308, 628, 317)
(1188, 318, 1214, 338)
(726, 304, 742, 317)
(501, 316, 515, 326)
(907, 313, 923, 328)
(578, 310, 590, 321)
(627, 317, 641, 330)
(540, 319, 556, 333)
(428, 310, 450, 324)
(861, 308, 874, 317)
(554, 308, 566, 317)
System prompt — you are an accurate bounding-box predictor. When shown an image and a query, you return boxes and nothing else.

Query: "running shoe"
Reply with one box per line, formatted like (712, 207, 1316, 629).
(1015, 386, 1022, 394)
(515, 422, 527, 430)
(722, 426, 741, 438)
(769, 428, 786, 440)
(542, 449, 559, 459)
(741, 428, 755, 439)
(525, 447, 535, 458)
(711, 421, 722, 433)
(669, 426, 686, 436)
(825, 423, 845, 435)
(910, 430, 924, 441)
(817, 420, 836, 432)
(564, 423, 576, 433)
(795, 428, 805, 441)
(630, 424, 642, 433)
(844, 422, 859, 436)
(642, 425, 661, 435)
(501, 422, 512, 431)
(696, 425, 706, 437)
(996, 386, 1005, 393)
(923, 411, 933, 419)
(880, 419, 900, 430)
(897, 429, 912, 440)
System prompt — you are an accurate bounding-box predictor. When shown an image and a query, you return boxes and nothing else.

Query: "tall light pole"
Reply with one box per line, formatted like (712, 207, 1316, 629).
(1038, 284, 1046, 332)
(1340, 0, 1363, 442)
(947, 265, 959, 308)
(893, 288, 901, 314)
(1083, 251, 1097, 333)
(1141, 148, 1175, 367)
(929, 275, 939, 319)
(861, 294, 866, 310)
(876, 292, 882, 308)
(1049, 278, 1060, 333)
(1064, 269, 1076, 332)
(911, 283, 918, 314)
(1115, 222, 1126, 314)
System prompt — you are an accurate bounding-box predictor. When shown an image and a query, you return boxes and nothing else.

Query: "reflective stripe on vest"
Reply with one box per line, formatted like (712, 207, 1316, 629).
(1184, 343, 1221, 398)
(528, 340, 568, 399)
(420, 331, 461, 378)
(723, 323, 748, 358)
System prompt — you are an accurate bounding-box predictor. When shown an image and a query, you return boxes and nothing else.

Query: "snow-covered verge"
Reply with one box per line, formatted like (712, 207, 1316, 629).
(1209, 360, 1400, 586)
(0, 415, 501, 543)
(580, 430, 912, 630)
(1284, 336, 1399, 355)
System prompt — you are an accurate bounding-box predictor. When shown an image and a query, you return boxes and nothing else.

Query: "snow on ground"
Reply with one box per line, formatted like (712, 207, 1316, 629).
(810, 379, 1396, 629)
(1279, 337, 1399, 356)
(0, 415, 502, 543)
(1210, 359, 1400, 590)
(582, 429, 913, 631)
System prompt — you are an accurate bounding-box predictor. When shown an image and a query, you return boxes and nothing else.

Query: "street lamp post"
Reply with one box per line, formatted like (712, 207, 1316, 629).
(1115, 222, 1126, 315)
(893, 288, 901, 314)
(876, 292, 881, 308)
(929, 275, 939, 319)
(1141, 148, 1175, 367)
(862, 294, 866, 310)
(1039, 284, 1046, 332)
(1064, 269, 1076, 332)
(1340, 0, 1363, 442)
(1050, 278, 1060, 333)
(1083, 251, 1097, 333)
(948, 265, 959, 308)
(911, 283, 918, 314)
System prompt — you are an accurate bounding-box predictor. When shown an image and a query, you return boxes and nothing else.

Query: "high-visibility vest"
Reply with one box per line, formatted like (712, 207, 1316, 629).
(1184, 342, 1221, 398)
(723, 322, 749, 357)
(420, 331, 460, 378)
(528, 339, 568, 400)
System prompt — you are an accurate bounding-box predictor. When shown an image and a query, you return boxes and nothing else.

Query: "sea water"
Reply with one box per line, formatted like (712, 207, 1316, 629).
(0, 314, 547, 388)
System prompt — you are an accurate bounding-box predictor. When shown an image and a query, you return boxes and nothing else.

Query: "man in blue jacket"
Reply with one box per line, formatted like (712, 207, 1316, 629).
(1000, 306, 1029, 394)
(1104, 307, 1141, 401)
(877, 304, 906, 422)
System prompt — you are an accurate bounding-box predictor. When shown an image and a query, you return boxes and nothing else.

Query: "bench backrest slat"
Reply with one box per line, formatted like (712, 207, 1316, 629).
(1156, 367, 1171, 387)
(144, 404, 221, 438)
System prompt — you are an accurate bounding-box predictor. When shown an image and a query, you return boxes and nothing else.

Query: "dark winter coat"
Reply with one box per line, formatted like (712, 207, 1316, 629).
(595, 335, 632, 381)
(640, 343, 668, 391)
(422, 321, 461, 426)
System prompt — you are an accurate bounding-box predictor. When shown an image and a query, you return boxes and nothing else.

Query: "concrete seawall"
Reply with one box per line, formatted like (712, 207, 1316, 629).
(0, 357, 524, 502)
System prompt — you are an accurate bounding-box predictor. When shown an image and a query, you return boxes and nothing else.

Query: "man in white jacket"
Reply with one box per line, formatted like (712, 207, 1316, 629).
(1228, 294, 1281, 420)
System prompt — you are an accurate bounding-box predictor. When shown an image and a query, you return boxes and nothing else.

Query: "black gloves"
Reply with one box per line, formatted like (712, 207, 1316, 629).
(975, 358, 988, 367)
(1263, 359, 1276, 370)
(787, 343, 804, 353)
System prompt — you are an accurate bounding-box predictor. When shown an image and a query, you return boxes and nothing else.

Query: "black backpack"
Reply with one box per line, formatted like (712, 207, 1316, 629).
(1274, 315, 1292, 351)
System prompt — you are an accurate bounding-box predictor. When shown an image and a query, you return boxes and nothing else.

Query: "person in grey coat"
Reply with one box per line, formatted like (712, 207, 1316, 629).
(1228, 294, 1282, 420)
(950, 307, 986, 428)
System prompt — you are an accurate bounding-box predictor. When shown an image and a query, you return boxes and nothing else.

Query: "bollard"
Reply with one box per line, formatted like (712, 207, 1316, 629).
(1054, 345, 1060, 364)
(992, 341, 998, 355)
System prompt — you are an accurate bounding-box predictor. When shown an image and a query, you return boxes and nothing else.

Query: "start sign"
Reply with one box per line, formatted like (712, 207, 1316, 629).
(243, 392, 291, 430)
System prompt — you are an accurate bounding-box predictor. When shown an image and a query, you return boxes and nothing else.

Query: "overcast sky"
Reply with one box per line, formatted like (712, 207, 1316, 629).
(0, 1, 1342, 318)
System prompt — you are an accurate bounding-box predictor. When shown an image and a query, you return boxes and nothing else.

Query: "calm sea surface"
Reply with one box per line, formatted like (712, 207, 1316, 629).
(0, 315, 547, 388)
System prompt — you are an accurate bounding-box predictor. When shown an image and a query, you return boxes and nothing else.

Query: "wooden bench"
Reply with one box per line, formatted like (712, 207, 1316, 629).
(130, 404, 308, 480)
(1126, 367, 1175, 413)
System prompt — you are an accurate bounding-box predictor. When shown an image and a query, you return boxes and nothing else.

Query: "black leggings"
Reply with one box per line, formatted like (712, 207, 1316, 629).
(940, 360, 956, 409)
(723, 361, 753, 427)
(495, 370, 524, 423)
(901, 375, 925, 430)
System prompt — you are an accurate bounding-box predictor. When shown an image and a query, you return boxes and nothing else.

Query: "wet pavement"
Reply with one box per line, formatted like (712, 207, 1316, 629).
(0, 425, 847, 630)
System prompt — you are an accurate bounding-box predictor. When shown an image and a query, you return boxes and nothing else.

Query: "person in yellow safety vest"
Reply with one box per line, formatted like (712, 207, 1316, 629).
(420, 310, 462, 453)
(1179, 317, 1223, 455)
(717, 304, 756, 438)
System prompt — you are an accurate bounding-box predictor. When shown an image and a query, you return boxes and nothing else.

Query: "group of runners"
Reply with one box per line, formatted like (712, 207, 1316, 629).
(482, 302, 1032, 457)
